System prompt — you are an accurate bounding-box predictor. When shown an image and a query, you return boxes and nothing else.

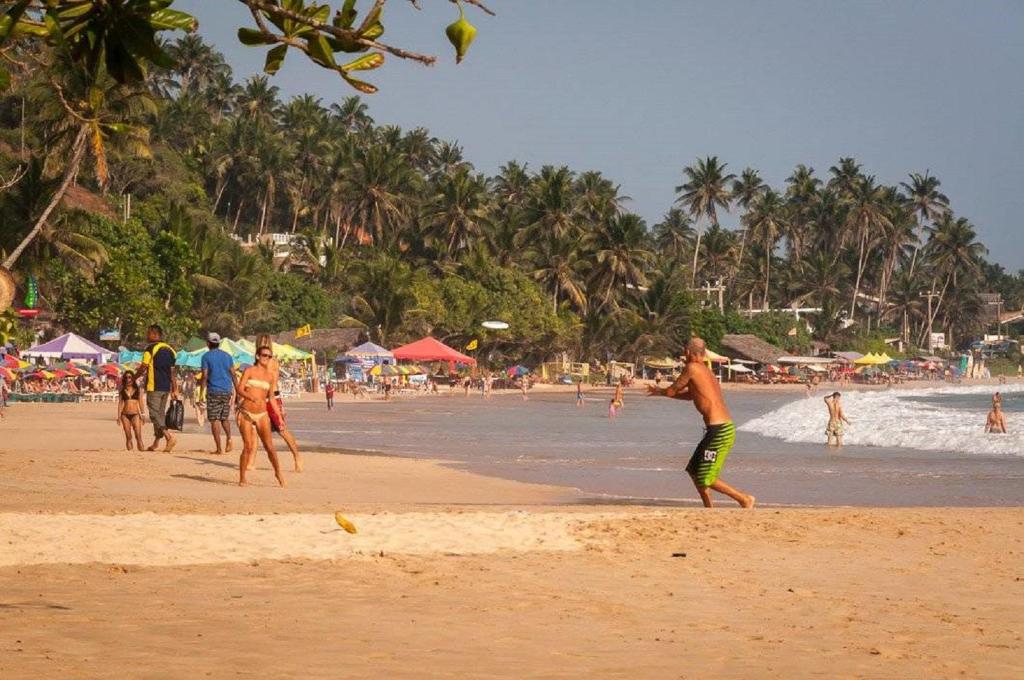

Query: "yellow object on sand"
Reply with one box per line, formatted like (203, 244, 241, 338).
(334, 512, 357, 534)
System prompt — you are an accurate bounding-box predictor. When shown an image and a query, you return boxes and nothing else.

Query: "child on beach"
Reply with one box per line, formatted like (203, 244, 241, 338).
(576, 380, 584, 408)
(325, 381, 335, 410)
(608, 381, 624, 418)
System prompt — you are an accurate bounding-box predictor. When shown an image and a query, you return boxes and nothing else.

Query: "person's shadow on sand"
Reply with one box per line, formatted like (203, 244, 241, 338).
(175, 454, 236, 469)
(170, 473, 233, 485)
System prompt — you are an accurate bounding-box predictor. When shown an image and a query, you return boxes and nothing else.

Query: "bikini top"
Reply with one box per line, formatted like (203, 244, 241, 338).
(247, 379, 271, 391)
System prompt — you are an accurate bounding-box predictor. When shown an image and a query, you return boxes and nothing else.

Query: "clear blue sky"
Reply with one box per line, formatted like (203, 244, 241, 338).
(178, 0, 1024, 272)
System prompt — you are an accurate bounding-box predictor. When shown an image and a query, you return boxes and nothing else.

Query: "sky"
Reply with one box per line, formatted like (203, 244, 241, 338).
(177, 0, 1024, 272)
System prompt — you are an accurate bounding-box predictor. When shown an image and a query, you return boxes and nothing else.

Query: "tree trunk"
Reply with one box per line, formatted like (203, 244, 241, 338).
(762, 249, 770, 310)
(212, 179, 227, 213)
(232, 199, 245, 235)
(849, 227, 868, 322)
(690, 227, 703, 287)
(3, 125, 89, 270)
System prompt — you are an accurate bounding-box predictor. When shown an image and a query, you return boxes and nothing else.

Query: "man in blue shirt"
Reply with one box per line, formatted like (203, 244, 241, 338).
(199, 332, 237, 455)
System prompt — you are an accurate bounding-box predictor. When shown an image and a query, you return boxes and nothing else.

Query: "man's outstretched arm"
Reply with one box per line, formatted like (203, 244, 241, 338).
(647, 370, 692, 400)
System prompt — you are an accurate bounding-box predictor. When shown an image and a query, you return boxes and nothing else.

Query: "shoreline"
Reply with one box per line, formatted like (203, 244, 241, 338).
(1, 402, 1022, 678)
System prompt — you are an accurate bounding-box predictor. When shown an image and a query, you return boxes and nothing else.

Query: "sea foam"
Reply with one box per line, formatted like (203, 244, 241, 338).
(739, 384, 1024, 456)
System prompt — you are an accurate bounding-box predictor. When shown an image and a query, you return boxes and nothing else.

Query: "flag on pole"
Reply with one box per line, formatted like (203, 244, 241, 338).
(296, 324, 312, 338)
(465, 339, 478, 351)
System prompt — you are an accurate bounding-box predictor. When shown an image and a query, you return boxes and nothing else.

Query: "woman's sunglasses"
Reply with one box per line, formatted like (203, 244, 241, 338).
(258, 352, 273, 359)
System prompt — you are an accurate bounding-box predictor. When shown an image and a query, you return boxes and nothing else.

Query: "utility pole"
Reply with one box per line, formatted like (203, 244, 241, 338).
(920, 288, 940, 353)
(694, 279, 726, 313)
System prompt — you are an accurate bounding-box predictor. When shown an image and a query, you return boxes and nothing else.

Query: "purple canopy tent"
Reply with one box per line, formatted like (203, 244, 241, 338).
(22, 332, 115, 363)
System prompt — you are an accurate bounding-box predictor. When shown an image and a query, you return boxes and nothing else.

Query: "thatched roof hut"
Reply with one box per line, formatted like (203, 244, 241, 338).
(272, 328, 364, 355)
(719, 334, 785, 365)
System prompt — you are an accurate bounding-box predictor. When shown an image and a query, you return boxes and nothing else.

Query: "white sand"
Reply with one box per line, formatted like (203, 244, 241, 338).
(0, 511, 641, 566)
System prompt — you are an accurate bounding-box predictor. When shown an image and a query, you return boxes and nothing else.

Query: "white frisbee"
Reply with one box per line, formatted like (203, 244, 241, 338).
(482, 320, 509, 330)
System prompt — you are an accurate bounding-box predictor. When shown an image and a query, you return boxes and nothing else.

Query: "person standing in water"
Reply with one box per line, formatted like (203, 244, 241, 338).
(325, 380, 335, 410)
(824, 392, 851, 447)
(609, 378, 624, 418)
(986, 396, 1008, 433)
(647, 337, 754, 508)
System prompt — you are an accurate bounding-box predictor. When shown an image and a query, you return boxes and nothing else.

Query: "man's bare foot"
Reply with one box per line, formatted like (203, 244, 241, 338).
(293, 456, 303, 473)
(238, 480, 247, 487)
(276, 473, 287, 487)
(146, 443, 158, 452)
(740, 495, 756, 509)
(163, 434, 176, 453)
(211, 449, 223, 455)
(225, 440, 233, 453)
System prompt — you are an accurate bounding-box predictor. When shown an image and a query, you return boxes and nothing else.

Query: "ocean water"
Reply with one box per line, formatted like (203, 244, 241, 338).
(741, 384, 1024, 457)
(286, 385, 1024, 507)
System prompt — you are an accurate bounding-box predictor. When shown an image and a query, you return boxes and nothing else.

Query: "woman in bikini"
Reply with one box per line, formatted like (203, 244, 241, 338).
(117, 370, 146, 451)
(254, 334, 303, 472)
(236, 346, 286, 487)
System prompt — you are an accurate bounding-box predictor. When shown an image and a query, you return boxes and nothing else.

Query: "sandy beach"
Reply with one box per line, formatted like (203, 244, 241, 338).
(1, 401, 1022, 679)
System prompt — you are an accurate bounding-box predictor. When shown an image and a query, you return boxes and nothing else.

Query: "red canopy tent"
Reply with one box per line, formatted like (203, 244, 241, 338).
(391, 337, 476, 372)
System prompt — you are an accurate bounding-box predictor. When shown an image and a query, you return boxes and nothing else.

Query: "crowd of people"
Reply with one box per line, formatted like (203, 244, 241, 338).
(115, 326, 301, 487)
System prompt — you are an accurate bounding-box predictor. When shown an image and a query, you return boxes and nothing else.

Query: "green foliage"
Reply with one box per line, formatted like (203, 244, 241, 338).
(259, 271, 342, 333)
(722, 311, 812, 352)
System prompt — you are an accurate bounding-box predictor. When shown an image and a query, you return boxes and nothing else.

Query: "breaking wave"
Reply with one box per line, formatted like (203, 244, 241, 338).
(739, 384, 1024, 456)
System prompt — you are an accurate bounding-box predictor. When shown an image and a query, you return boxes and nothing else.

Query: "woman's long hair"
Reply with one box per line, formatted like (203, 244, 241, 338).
(120, 370, 136, 400)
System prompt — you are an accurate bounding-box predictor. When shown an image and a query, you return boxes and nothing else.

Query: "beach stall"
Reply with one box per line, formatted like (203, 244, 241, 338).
(392, 336, 476, 374)
(23, 333, 114, 364)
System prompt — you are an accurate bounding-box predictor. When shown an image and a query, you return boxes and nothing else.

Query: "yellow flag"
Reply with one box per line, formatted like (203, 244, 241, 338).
(296, 324, 312, 338)
(787, 327, 798, 337)
(466, 339, 478, 351)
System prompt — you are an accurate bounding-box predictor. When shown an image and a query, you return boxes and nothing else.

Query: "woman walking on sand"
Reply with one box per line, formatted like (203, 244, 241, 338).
(117, 370, 146, 451)
(253, 334, 303, 472)
(236, 346, 286, 487)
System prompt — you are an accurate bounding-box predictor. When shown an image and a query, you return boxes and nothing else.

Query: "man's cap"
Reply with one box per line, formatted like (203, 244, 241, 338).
(207, 332, 221, 344)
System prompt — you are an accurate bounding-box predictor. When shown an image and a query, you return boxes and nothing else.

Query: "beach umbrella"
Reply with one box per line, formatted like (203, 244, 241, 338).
(727, 364, 753, 373)
(2, 354, 30, 369)
(507, 365, 530, 377)
(183, 336, 207, 352)
(176, 348, 207, 369)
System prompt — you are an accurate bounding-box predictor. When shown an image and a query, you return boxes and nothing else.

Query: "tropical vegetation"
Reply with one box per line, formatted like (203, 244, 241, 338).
(0, 16, 1021, 365)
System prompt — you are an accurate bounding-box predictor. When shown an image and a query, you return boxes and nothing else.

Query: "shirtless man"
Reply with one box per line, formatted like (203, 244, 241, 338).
(986, 400, 1007, 433)
(824, 392, 851, 447)
(647, 337, 755, 509)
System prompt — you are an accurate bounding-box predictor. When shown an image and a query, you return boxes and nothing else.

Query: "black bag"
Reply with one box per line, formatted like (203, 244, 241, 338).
(165, 398, 185, 431)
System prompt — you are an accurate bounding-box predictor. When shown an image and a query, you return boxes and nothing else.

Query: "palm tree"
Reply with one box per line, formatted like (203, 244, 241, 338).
(884, 271, 923, 346)
(899, 171, 949, 275)
(524, 234, 589, 313)
(587, 213, 653, 310)
(744, 189, 786, 309)
(730, 167, 767, 269)
(675, 156, 734, 285)
(827, 157, 862, 197)
(423, 166, 491, 259)
(329, 96, 373, 132)
(519, 165, 579, 246)
(339, 143, 420, 249)
(652, 208, 695, 264)
(783, 164, 821, 260)
(921, 214, 987, 344)
(698, 224, 737, 288)
(844, 176, 891, 322)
